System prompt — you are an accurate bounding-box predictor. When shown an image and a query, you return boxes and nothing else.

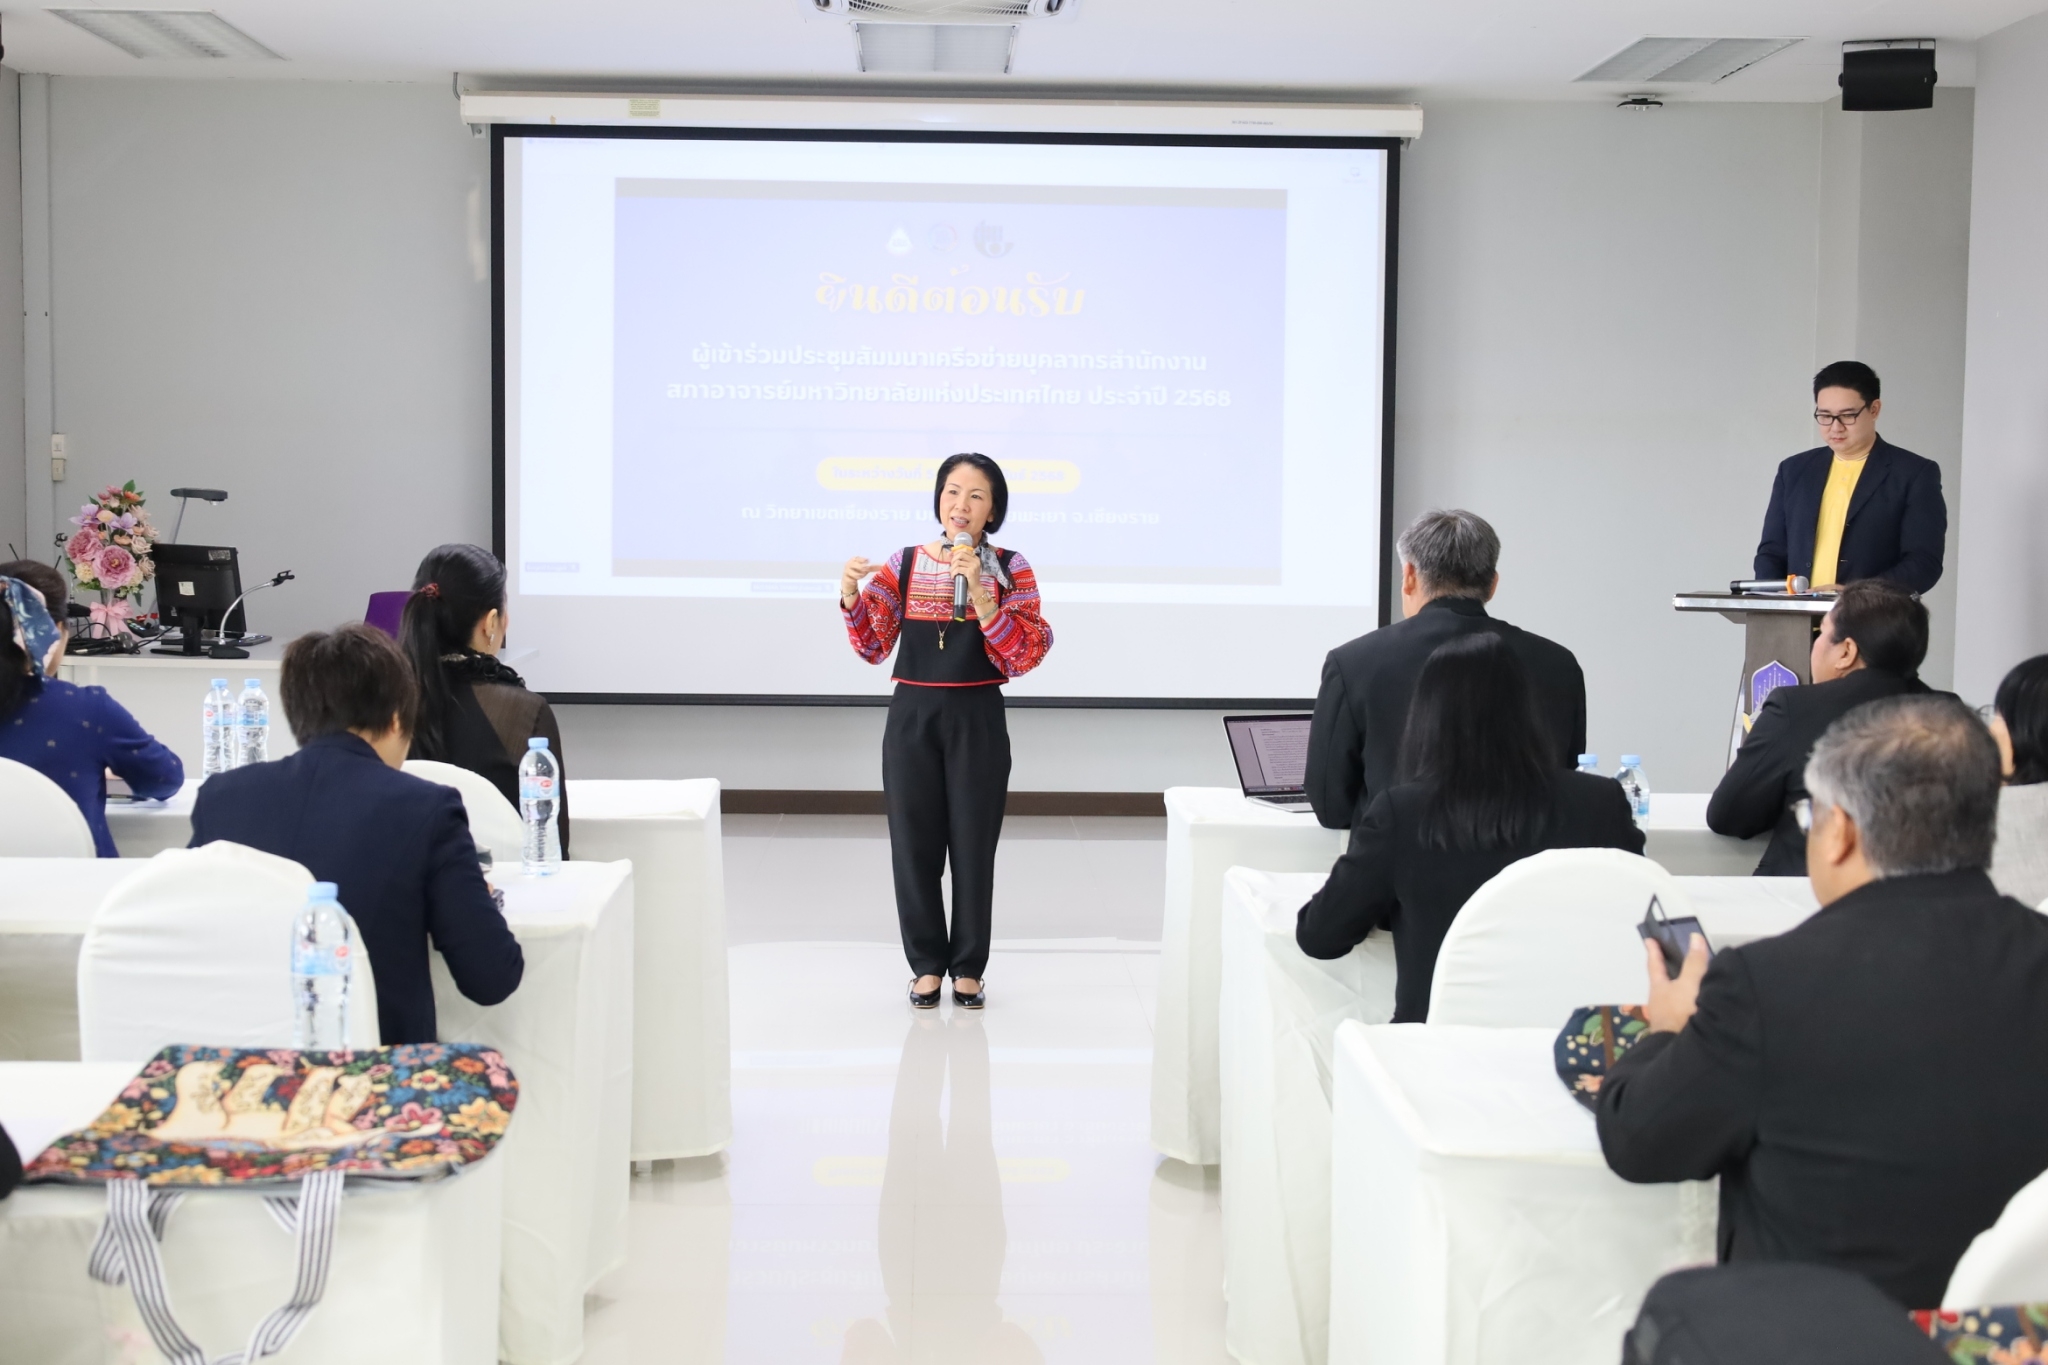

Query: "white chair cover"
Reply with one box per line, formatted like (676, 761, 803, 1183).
(1943, 1167, 2048, 1307)
(402, 760, 523, 867)
(1427, 849, 1694, 1027)
(0, 758, 94, 858)
(76, 843, 380, 1060)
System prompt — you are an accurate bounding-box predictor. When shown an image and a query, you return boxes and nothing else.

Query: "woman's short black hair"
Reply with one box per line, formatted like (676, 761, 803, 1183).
(932, 453, 1008, 534)
(1396, 632, 1553, 852)
(1996, 654, 2048, 786)
(281, 623, 419, 745)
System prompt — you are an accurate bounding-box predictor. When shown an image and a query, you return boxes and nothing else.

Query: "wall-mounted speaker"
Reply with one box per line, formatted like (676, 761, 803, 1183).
(1840, 44, 1937, 111)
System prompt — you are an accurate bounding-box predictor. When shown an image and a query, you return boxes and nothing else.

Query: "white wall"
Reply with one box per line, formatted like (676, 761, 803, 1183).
(1955, 11, 2048, 702)
(43, 79, 490, 632)
(0, 68, 25, 559)
(36, 80, 1976, 792)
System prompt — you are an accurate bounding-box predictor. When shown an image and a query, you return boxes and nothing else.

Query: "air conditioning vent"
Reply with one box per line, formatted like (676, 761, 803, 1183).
(850, 0, 1032, 16)
(854, 22, 1016, 74)
(1577, 36, 1799, 84)
(50, 8, 281, 59)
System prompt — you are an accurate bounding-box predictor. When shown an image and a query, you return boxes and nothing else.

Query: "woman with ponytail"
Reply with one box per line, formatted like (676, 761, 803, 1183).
(0, 558, 182, 854)
(399, 544, 570, 853)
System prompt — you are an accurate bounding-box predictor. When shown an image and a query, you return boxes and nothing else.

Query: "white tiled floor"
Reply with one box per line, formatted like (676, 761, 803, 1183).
(583, 817, 1226, 1364)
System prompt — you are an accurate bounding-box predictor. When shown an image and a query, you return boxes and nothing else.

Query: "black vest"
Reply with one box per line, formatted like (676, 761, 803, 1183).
(891, 544, 1014, 686)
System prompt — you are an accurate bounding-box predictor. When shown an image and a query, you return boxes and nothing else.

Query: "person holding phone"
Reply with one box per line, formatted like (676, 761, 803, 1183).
(1598, 695, 2048, 1309)
(1295, 632, 1643, 1022)
(840, 454, 1052, 1011)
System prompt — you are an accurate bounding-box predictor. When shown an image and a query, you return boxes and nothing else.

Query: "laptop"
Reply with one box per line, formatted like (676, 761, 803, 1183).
(1224, 714, 1315, 813)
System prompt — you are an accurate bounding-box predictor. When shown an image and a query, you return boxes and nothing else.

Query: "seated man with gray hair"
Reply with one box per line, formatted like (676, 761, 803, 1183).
(1597, 695, 2048, 1308)
(1306, 508, 1587, 830)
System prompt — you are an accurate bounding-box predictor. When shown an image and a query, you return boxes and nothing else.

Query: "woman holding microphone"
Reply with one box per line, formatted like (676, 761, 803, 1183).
(841, 453, 1053, 1010)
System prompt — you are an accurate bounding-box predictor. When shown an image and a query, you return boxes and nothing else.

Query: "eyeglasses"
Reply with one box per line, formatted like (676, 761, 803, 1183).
(1814, 406, 1869, 429)
(1977, 702, 2000, 725)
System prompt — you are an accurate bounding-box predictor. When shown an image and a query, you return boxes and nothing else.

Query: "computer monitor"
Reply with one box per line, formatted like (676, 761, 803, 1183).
(153, 543, 245, 640)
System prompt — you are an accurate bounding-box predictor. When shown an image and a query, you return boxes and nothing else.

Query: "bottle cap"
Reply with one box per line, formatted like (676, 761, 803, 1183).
(1578, 753, 1598, 766)
(528, 737, 549, 750)
(309, 882, 339, 901)
(1621, 755, 1642, 767)
(245, 679, 261, 689)
(211, 678, 229, 688)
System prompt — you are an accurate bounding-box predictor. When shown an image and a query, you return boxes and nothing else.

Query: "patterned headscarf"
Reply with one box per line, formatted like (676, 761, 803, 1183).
(1, 576, 64, 679)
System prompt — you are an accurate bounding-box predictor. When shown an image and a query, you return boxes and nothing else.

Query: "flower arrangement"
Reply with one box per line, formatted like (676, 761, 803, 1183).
(62, 481, 158, 638)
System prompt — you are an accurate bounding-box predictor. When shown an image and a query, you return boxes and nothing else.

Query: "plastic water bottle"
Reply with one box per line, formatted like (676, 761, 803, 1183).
(1577, 753, 1600, 775)
(291, 882, 353, 1050)
(236, 678, 270, 767)
(202, 678, 234, 778)
(1616, 755, 1652, 829)
(519, 736, 561, 876)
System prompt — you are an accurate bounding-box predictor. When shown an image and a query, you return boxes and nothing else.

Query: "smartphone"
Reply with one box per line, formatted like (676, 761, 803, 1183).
(1637, 895, 1712, 977)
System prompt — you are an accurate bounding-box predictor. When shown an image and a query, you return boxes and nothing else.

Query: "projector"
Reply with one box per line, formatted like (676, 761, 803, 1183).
(1840, 40, 1937, 112)
(804, 0, 1075, 15)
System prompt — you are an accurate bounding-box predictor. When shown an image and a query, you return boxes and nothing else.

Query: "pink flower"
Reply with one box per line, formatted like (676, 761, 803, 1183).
(65, 528, 101, 563)
(94, 544, 139, 590)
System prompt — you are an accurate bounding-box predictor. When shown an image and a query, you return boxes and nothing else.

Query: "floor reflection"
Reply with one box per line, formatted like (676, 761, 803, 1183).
(843, 1013, 1044, 1365)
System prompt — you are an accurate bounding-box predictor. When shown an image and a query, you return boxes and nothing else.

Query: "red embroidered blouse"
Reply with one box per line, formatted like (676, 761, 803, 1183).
(843, 544, 1053, 684)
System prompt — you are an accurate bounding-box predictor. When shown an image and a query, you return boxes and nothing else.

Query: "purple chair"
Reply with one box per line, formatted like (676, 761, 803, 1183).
(364, 591, 409, 639)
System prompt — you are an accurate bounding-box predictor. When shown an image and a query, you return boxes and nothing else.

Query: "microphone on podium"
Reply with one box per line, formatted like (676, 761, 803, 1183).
(951, 531, 974, 620)
(1729, 575, 1813, 595)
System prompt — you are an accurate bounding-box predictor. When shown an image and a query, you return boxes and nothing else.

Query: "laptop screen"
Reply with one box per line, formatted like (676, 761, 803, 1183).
(1224, 714, 1313, 796)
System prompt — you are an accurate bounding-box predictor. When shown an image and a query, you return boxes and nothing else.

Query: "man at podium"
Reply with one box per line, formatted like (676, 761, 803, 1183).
(1753, 361, 1946, 594)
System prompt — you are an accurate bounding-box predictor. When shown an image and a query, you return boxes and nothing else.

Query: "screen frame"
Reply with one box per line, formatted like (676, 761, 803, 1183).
(491, 122, 1401, 709)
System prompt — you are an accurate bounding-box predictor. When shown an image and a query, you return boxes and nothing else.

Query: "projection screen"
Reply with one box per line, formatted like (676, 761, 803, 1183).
(496, 126, 1397, 703)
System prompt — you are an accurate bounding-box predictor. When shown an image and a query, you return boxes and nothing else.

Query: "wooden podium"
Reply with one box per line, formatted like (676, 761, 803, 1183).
(1674, 590, 1835, 765)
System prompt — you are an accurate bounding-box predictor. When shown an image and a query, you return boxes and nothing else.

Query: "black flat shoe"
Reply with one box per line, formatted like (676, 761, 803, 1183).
(908, 979, 941, 1010)
(952, 980, 986, 1010)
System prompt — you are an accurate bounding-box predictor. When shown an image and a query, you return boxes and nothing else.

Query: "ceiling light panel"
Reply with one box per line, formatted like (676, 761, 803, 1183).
(854, 22, 1016, 74)
(50, 9, 282, 60)
(1577, 36, 1800, 84)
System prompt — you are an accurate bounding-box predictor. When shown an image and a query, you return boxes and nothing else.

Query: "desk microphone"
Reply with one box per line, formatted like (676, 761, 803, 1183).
(951, 531, 973, 621)
(208, 570, 296, 659)
(1730, 576, 1812, 595)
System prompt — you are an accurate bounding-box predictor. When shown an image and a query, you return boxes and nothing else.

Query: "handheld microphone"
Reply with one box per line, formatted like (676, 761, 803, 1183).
(951, 531, 973, 621)
(1730, 576, 1812, 595)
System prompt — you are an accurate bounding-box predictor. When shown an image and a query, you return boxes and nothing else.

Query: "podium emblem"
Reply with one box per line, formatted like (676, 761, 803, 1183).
(1751, 660, 1798, 715)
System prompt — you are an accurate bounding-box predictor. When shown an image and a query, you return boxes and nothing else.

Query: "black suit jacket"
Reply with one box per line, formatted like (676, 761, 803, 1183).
(190, 732, 525, 1044)
(1295, 770, 1644, 1021)
(1304, 597, 1588, 831)
(1597, 870, 2048, 1308)
(1707, 669, 1935, 875)
(1753, 436, 1947, 593)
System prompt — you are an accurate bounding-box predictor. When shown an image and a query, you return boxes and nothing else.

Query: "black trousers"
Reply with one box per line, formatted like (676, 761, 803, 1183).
(882, 683, 1010, 980)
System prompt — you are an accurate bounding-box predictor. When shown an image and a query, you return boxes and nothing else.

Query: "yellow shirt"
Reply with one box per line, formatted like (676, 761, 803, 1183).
(1810, 454, 1868, 588)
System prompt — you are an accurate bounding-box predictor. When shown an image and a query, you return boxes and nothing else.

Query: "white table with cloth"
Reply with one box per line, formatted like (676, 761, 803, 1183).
(1154, 787, 1780, 1165)
(1328, 1023, 1717, 1365)
(1217, 870, 1817, 1365)
(1218, 868, 1395, 1365)
(0, 855, 634, 1365)
(1154, 787, 1347, 1165)
(0, 1060, 505, 1365)
(104, 775, 732, 1163)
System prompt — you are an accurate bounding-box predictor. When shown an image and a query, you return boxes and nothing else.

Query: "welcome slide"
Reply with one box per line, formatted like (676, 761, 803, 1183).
(504, 133, 1391, 699)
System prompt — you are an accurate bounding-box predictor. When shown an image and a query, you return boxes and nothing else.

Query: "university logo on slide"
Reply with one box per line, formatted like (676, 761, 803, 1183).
(973, 222, 1014, 258)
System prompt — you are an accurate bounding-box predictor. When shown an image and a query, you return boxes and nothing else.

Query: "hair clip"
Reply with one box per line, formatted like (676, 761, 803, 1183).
(419, 583, 441, 599)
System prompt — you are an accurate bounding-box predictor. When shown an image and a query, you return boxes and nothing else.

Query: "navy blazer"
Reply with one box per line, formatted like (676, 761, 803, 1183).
(189, 732, 524, 1044)
(1753, 436, 1947, 593)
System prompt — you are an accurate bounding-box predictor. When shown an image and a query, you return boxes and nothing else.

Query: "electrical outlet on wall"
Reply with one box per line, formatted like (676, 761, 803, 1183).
(50, 433, 66, 481)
